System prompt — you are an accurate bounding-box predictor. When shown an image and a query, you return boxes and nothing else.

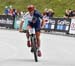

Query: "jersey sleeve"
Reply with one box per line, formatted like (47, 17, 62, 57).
(21, 12, 29, 21)
(35, 10, 43, 19)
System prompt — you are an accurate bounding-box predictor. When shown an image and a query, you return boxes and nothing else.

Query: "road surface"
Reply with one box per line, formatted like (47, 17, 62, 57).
(0, 29, 75, 66)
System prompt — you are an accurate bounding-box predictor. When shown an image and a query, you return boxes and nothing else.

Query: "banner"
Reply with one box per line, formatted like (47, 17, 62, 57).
(14, 17, 28, 30)
(55, 18, 71, 32)
(43, 18, 71, 32)
(44, 18, 56, 30)
(69, 18, 75, 34)
(49, 18, 56, 30)
(0, 15, 14, 28)
(14, 17, 71, 34)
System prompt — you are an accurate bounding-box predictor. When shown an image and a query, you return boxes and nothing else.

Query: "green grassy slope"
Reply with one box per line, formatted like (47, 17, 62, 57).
(0, 0, 75, 17)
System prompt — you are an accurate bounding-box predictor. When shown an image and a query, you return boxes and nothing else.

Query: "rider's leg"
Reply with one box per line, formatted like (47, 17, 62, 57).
(36, 32, 40, 49)
(26, 26, 32, 47)
(31, 31, 40, 52)
(36, 31, 42, 57)
(26, 31, 30, 41)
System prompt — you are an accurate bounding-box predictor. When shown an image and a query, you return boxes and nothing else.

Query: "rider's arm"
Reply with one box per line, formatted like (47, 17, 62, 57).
(41, 18, 45, 28)
(36, 11, 45, 28)
(19, 19, 24, 32)
(36, 11, 45, 27)
(19, 12, 29, 32)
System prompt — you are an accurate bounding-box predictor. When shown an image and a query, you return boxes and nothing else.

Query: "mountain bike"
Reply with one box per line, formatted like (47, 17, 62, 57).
(28, 28, 38, 62)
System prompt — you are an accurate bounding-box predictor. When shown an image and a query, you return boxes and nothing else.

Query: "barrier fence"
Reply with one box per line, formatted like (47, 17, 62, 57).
(0, 15, 75, 35)
(43, 18, 71, 33)
(0, 15, 14, 28)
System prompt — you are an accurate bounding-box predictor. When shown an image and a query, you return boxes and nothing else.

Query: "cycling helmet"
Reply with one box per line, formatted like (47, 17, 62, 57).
(27, 5, 35, 12)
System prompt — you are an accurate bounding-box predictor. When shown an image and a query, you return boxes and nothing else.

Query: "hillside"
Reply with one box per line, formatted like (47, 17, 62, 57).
(0, 0, 75, 17)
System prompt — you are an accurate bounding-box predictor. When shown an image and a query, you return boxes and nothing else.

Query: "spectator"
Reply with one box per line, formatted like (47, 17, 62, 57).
(42, 8, 50, 32)
(48, 9, 54, 18)
(43, 8, 54, 18)
(8, 5, 13, 16)
(43, 8, 49, 23)
(4, 6, 9, 15)
(64, 9, 72, 18)
(70, 10, 75, 18)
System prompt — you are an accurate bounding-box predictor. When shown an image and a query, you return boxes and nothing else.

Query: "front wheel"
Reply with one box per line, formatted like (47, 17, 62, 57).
(31, 36, 38, 62)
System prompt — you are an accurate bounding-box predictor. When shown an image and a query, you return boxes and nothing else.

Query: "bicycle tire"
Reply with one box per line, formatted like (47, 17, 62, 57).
(31, 35, 38, 62)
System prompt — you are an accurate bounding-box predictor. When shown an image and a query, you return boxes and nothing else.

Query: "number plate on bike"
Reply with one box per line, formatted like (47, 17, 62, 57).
(29, 28, 35, 35)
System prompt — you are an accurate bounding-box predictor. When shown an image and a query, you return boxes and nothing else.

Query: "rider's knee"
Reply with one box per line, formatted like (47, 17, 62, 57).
(26, 31, 29, 38)
(36, 32, 40, 40)
(36, 32, 40, 36)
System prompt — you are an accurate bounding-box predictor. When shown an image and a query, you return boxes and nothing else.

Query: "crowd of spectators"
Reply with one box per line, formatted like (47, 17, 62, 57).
(3, 5, 26, 18)
(4, 5, 17, 17)
(42, 8, 54, 26)
(3, 6, 75, 19)
(43, 8, 54, 18)
(3, 6, 55, 18)
(64, 9, 75, 18)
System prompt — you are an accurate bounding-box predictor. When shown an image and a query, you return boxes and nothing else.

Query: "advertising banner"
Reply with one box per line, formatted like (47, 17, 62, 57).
(43, 18, 71, 32)
(44, 18, 56, 30)
(0, 15, 14, 28)
(69, 18, 75, 34)
(14, 17, 71, 34)
(55, 18, 71, 32)
(14, 17, 28, 30)
(49, 18, 56, 30)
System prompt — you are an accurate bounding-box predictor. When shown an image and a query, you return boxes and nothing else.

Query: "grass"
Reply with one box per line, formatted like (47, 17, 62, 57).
(0, 0, 75, 17)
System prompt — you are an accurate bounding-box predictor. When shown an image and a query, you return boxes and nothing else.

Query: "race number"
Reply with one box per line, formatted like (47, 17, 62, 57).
(29, 28, 35, 35)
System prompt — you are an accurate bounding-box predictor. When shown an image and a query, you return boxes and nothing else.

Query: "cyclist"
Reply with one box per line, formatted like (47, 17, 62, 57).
(19, 5, 44, 57)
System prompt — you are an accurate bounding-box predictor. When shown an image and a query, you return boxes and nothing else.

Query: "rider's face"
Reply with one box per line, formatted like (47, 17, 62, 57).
(29, 10, 34, 15)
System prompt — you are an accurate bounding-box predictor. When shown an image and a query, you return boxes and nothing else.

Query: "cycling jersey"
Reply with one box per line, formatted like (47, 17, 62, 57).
(21, 12, 33, 22)
(28, 10, 43, 31)
(21, 10, 43, 31)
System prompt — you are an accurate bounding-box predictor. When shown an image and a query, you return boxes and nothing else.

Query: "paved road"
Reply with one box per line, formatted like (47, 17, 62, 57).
(0, 29, 75, 66)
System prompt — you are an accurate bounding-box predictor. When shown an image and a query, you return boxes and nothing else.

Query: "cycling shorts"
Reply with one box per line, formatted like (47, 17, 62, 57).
(28, 22, 40, 32)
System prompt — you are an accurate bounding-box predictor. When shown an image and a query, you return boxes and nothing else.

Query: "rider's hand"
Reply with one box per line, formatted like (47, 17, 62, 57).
(19, 29, 23, 32)
(41, 25, 44, 29)
(41, 19, 45, 28)
(32, 20, 36, 24)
